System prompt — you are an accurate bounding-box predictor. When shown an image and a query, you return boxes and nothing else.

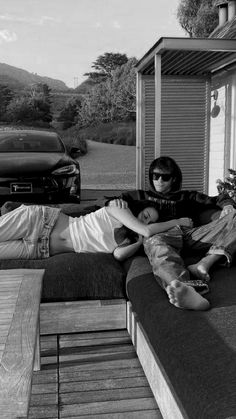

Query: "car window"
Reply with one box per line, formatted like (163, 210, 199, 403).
(0, 133, 64, 152)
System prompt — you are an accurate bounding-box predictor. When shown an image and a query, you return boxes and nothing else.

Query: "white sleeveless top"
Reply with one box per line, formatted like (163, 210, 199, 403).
(69, 207, 123, 253)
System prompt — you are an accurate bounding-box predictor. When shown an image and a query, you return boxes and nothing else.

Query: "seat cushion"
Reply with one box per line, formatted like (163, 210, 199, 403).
(0, 253, 126, 302)
(126, 256, 236, 419)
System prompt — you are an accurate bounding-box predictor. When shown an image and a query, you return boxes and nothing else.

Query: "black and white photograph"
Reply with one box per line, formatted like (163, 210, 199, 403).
(0, 1, 236, 418)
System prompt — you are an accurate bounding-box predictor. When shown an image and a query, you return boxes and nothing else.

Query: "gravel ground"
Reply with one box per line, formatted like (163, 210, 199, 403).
(79, 140, 136, 189)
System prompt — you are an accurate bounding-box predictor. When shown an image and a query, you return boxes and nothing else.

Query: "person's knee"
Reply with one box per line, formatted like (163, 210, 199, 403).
(1, 201, 22, 216)
(143, 235, 169, 248)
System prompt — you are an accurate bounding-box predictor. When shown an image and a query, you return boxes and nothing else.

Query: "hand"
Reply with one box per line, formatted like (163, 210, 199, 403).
(108, 199, 128, 209)
(177, 217, 193, 228)
(220, 204, 235, 218)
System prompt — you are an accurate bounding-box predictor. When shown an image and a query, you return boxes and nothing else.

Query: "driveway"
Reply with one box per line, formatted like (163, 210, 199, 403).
(79, 140, 136, 189)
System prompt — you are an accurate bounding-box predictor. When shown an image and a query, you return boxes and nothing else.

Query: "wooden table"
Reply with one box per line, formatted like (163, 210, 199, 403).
(0, 269, 44, 419)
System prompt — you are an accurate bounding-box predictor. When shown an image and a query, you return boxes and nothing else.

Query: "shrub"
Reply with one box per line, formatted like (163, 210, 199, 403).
(57, 125, 87, 156)
(77, 121, 136, 145)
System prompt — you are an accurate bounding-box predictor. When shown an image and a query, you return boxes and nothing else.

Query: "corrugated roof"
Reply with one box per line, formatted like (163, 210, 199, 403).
(136, 38, 236, 76)
(214, 0, 230, 6)
(209, 15, 236, 38)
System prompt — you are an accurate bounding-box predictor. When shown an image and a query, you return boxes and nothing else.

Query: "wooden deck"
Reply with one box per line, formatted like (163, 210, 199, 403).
(29, 330, 163, 419)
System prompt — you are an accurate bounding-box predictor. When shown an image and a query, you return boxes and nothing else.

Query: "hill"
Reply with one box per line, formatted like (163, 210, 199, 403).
(0, 62, 69, 92)
(74, 78, 96, 94)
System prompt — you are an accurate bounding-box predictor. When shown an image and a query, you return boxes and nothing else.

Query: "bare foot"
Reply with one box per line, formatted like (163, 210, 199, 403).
(188, 263, 210, 282)
(166, 280, 210, 311)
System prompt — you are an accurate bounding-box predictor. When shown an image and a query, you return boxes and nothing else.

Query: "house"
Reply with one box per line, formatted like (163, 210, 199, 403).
(135, 0, 236, 195)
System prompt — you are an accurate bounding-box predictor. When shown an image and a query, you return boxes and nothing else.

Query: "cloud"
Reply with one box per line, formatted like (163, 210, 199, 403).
(0, 14, 60, 25)
(95, 22, 102, 29)
(0, 29, 17, 43)
(112, 21, 121, 29)
(93, 20, 121, 30)
(38, 16, 61, 25)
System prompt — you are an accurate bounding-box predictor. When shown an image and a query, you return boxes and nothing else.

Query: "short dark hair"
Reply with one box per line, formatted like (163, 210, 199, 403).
(149, 156, 182, 192)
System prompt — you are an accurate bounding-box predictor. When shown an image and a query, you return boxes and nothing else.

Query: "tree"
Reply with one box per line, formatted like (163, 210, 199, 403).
(6, 83, 52, 125)
(84, 52, 128, 83)
(29, 83, 52, 123)
(0, 84, 14, 120)
(110, 58, 137, 121)
(77, 57, 137, 127)
(177, 0, 218, 38)
(77, 82, 115, 127)
(6, 96, 36, 123)
(57, 96, 82, 129)
(29, 82, 51, 100)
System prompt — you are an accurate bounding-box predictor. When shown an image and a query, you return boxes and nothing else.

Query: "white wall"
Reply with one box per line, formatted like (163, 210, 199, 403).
(208, 86, 226, 196)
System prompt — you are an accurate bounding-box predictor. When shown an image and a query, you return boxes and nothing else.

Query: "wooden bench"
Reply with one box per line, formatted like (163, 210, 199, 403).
(0, 269, 44, 419)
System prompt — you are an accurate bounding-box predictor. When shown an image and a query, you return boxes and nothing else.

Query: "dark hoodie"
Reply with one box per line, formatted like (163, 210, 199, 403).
(99, 188, 234, 227)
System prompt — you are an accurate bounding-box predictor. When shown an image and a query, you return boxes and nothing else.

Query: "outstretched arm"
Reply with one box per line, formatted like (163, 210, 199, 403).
(106, 206, 192, 238)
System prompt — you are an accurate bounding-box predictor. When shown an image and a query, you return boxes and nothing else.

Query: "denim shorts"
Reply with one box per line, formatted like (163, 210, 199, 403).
(35, 205, 61, 258)
(0, 204, 61, 260)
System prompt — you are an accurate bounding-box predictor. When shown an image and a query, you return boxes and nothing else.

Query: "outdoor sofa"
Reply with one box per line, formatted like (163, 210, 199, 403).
(0, 203, 235, 419)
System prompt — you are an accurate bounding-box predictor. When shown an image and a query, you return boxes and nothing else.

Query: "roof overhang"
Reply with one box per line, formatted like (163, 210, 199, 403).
(136, 37, 236, 76)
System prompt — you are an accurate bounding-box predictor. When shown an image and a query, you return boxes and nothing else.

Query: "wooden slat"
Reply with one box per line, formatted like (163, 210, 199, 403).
(59, 366, 146, 383)
(0, 269, 44, 419)
(59, 330, 131, 348)
(59, 345, 136, 364)
(27, 405, 58, 419)
(59, 329, 162, 418)
(59, 357, 142, 376)
(29, 335, 58, 419)
(60, 398, 159, 417)
(40, 299, 127, 335)
(30, 330, 162, 419)
(60, 376, 149, 393)
(71, 411, 161, 419)
(61, 386, 153, 404)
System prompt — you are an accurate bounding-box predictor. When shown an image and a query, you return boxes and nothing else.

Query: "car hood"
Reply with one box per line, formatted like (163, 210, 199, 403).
(0, 152, 71, 175)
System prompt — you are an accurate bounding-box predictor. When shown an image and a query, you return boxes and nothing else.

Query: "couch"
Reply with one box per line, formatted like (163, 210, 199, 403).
(0, 203, 235, 418)
(126, 255, 236, 419)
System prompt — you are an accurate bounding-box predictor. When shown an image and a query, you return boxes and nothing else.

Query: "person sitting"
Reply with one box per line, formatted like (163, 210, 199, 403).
(107, 156, 236, 311)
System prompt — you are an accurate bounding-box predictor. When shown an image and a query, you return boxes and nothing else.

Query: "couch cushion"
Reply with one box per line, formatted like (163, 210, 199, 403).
(0, 253, 126, 302)
(126, 256, 236, 419)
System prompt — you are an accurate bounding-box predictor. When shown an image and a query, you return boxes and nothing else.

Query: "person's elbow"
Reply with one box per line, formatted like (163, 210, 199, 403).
(142, 226, 152, 238)
(113, 250, 126, 262)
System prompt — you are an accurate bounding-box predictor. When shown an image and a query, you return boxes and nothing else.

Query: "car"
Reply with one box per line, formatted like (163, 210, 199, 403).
(0, 129, 81, 203)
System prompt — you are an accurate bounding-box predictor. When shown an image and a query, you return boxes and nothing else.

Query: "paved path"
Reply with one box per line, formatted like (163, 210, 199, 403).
(79, 140, 136, 189)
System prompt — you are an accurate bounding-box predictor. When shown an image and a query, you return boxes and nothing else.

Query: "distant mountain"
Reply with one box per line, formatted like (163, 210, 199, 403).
(74, 78, 96, 94)
(0, 62, 69, 92)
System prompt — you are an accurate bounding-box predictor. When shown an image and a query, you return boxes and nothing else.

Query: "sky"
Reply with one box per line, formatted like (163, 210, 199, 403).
(0, 0, 186, 88)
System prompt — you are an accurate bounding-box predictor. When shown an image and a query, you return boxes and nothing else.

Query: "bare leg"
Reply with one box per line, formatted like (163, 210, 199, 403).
(166, 280, 210, 311)
(188, 254, 222, 282)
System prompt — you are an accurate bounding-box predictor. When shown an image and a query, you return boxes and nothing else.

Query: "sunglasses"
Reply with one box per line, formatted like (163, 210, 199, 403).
(152, 173, 172, 182)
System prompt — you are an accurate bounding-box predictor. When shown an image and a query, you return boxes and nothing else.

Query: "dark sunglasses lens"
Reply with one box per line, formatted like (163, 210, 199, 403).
(153, 173, 172, 181)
